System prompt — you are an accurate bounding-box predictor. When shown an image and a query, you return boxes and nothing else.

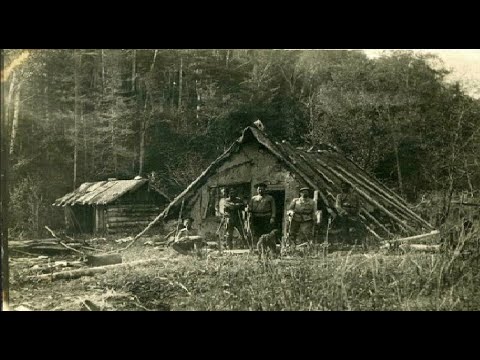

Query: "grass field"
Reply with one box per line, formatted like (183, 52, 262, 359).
(8, 229, 480, 311)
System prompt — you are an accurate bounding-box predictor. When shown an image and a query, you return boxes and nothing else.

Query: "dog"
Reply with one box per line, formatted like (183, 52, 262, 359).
(257, 229, 280, 258)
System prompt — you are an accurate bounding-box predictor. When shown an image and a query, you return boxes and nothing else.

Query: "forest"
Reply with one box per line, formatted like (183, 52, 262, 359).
(3, 49, 480, 238)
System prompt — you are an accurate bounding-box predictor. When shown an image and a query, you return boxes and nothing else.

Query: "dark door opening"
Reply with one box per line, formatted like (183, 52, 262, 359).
(268, 190, 286, 239)
(69, 205, 94, 234)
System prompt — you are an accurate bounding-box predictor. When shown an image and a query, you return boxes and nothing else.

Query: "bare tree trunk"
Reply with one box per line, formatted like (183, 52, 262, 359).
(133, 144, 137, 173)
(178, 57, 183, 110)
(465, 159, 474, 194)
(131, 49, 136, 92)
(1, 49, 11, 309)
(150, 50, 158, 72)
(387, 111, 404, 198)
(5, 71, 16, 128)
(393, 136, 404, 197)
(139, 121, 145, 176)
(44, 82, 50, 127)
(91, 107, 95, 175)
(111, 107, 117, 175)
(196, 80, 200, 121)
(169, 70, 174, 109)
(73, 50, 81, 189)
(82, 105, 87, 181)
(139, 89, 149, 176)
(101, 49, 106, 94)
(9, 81, 21, 155)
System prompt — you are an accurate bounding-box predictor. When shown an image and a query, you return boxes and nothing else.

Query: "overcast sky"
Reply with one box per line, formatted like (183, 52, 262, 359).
(362, 49, 480, 98)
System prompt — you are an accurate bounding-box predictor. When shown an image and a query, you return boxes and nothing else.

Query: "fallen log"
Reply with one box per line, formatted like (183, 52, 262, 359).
(9, 239, 84, 255)
(28, 258, 171, 281)
(400, 244, 441, 252)
(60, 241, 85, 255)
(9, 239, 59, 247)
(384, 230, 440, 244)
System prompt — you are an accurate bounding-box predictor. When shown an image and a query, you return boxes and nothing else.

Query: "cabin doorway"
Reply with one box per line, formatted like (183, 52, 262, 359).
(268, 190, 286, 238)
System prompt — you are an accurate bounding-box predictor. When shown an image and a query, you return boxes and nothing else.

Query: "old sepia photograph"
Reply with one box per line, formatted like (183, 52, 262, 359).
(1, 49, 479, 311)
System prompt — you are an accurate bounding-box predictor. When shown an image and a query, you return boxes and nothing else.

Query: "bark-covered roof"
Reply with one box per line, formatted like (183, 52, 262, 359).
(53, 179, 153, 206)
(159, 126, 434, 238)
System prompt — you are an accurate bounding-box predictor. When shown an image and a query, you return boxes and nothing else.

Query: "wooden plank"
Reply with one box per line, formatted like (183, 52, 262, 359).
(222, 249, 250, 255)
(399, 244, 441, 252)
(335, 165, 433, 230)
(361, 209, 394, 238)
(320, 166, 416, 234)
(385, 230, 440, 244)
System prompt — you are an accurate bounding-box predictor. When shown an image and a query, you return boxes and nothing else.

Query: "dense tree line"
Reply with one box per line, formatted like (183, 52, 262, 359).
(3, 49, 480, 237)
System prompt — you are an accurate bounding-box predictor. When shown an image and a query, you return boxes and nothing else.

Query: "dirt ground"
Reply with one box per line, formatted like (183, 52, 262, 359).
(8, 235, 184, 311)
(8, 232, 480, 311)
(7, 235, 341, 311)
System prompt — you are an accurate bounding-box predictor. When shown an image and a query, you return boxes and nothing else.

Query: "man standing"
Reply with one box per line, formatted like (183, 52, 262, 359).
(287, 187, 317, 249)
(335, 182, 362, 245)
(223, 188, 247, 249)
(248, 182, 276, 248)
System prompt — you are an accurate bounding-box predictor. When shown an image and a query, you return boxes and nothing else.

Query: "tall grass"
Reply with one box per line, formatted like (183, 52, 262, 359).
(109, 230, 480, 310)
(11, 228, 479, 311)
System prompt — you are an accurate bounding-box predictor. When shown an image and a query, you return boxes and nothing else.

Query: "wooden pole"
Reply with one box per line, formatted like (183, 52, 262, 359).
(335, 164, 433, 230)
(360, 209, 394, 238)
(385, 230, 440, 244)
(330, 169, 416, 233)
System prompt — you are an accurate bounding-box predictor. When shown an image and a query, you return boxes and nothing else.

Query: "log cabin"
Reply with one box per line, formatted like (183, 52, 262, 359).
(53, 176, 169, 234)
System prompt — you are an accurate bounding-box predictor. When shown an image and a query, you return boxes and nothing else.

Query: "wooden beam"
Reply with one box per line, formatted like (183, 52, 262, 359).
(327, 169, 416, 233)
(385, 230, 440, 244)
(335, 165, 433, 230)
(360, 209, 394, 238)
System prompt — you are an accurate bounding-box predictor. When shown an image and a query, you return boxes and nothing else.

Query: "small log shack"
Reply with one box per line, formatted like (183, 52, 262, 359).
(53, 176, 169, 234)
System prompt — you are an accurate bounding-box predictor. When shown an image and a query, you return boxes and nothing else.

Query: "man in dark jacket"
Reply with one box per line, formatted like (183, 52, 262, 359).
(248, 182, 276, 248)
(223, 188, 246, 249)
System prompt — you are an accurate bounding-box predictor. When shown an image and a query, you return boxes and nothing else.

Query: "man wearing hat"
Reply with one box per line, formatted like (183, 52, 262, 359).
(171, 217, 207, 254)
(247, 182, 276, 248)
(286, 187, 317, 249)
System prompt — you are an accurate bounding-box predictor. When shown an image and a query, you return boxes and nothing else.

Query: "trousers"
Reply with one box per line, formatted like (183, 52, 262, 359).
(288, 220, 313, 245)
